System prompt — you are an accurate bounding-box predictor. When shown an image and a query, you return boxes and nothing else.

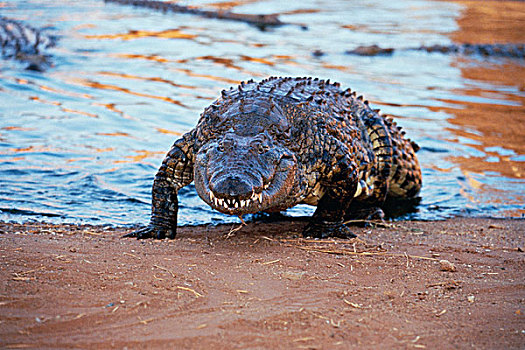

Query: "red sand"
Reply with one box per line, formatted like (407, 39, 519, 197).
(1, 218, 523, 349)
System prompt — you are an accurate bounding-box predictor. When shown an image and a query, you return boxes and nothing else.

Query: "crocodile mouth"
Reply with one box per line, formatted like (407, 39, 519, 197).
(207, 182, 271, 213)
(194, 156, 296, 216)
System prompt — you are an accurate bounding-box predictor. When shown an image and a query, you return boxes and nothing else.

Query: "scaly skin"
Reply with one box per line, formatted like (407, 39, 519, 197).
(126, 77, 422, 239)
(0, 16, 55, 71)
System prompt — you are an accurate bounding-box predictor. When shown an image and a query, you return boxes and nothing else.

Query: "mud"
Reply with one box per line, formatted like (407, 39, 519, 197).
(0, 218, 523, 349)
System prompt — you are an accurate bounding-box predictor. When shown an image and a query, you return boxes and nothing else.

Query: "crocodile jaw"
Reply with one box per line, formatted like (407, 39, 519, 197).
(194, 153, 296, 215)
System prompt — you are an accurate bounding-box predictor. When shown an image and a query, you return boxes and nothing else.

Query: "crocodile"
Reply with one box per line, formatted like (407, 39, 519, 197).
(104, 0, 288, 30)
(0, 16, 56, 71)
(345, 43, 525, 59)
(126, 77, 422, 239)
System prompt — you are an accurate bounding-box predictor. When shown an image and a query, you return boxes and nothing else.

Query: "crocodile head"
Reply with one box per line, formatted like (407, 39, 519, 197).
(194, 129, 297, 216)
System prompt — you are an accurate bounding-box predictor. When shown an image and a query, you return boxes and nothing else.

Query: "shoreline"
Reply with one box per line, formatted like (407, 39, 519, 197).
(1, 217, 523, 349)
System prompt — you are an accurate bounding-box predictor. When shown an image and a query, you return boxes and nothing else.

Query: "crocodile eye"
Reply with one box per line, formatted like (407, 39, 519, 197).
(258, 144, 270, 154)
(251, 140, 268, 154)
(218, 138, 234, 152)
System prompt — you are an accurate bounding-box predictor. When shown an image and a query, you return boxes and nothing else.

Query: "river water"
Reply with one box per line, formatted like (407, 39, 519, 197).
(1, 0, 523, 226)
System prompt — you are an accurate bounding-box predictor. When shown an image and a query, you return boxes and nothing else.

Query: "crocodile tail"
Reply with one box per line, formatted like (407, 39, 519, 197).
(384, 118, 422, 198)
(361, 109, 394, 203)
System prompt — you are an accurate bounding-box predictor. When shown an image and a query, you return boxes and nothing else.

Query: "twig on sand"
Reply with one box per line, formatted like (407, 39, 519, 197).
(289, 244, 438, 262)
(225, 221, 246, 238)
(138, 316, 155, 325)
(343, 219, 397, 228)
(153, 264, 175, 278)
(260, 259, 280, 265)
(14, 266, 45, 276)
(123, 251, 141, 260)
(176, 286, 203, 298)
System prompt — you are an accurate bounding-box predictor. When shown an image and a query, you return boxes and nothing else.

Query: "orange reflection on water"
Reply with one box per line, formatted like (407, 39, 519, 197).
(427, 164, 454, 173)
(30, 95, 99, 119)
(67, 157, 95, 163)
(240, 55, 275, 66)
(92, 147, 115, 153)
(98, 71, 197, 90)
(321, 63, 353, 72)
(438, 0, 525, 216)
(29, 96, 62, 106)
(1, 145, 60, 155)
(84, 29, 197, 41)
(96, 132, 131, 137)
(280, 8, 320, 15)
(116, 53, 170, 64)
(113, 53, 247, 84)
(72, 23, 96, 31)
(156, 128, 183, 136)
(92, 102, 135, 120)
(75, 78, 188, 108)
(2, 156, 25, 162)
(61, 107, 98, 118)
(193, 55, 242, 70)
(171, 68, 240, 85)
(15, 78, 29, 85)
(2, 126, 36, 131)
(102, 167, 119, 173)
(13, 73, 94, 100)
(450, 1, 525, 44)
(113, 149, 164, 165)
(435, 70, 525, 180)
(206, 0, 259, 10)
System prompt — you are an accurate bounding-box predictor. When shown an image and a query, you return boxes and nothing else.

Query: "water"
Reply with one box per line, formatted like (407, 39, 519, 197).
(0, 0, 523, 226)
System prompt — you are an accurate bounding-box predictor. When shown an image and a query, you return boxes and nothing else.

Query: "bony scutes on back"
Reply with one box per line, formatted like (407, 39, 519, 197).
(125, 77, 422, 240)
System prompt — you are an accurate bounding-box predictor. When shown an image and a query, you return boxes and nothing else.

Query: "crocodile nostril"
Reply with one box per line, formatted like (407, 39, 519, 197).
(211, 175, 254, 199)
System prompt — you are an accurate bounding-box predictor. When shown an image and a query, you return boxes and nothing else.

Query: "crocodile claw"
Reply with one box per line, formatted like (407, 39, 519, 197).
(123, 225, 176, 240)
(302, 221, 357, 239)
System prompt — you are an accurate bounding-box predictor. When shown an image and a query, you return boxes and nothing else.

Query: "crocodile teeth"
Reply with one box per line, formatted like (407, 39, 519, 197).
(354, 182, 363, 198)
(209, 191, 266, 210)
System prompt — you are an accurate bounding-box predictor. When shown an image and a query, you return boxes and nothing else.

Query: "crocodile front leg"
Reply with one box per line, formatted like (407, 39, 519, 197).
(303, 155, 359, 239)
(124, 133, 194, 239)
(303, 191, 357, 238)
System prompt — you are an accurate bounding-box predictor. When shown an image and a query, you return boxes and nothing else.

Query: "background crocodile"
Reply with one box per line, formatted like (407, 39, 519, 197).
(127, 77, 422, 239)
(104, 0, 288, 30)
(344, 43, 525, 59)
(0, 16, 56, 71)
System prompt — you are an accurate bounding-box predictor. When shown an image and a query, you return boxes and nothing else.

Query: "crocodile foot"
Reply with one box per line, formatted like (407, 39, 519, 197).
(302, 221, 357, 239)
(123, 225, 176, 239)
(345, 207, 385, 226)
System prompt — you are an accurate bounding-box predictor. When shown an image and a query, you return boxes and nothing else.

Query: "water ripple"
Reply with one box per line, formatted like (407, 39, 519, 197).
(1, 0, 523, 225)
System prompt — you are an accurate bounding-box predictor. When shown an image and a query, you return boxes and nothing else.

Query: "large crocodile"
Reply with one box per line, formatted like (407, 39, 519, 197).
(126, 77, 422, 239)
(0, 16, 56, 71)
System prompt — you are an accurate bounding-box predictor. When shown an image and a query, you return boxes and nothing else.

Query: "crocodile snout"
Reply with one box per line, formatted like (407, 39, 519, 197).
(207, 174, 265, 212)
(210, 175, 254, 199)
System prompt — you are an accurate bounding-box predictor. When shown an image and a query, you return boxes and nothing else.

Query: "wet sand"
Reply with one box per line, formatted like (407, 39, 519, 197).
(1, 218, 523, 349)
